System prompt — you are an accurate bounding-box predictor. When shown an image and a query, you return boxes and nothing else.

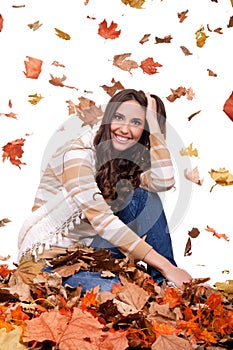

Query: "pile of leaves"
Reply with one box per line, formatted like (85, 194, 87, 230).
(0, 247, 232, 349)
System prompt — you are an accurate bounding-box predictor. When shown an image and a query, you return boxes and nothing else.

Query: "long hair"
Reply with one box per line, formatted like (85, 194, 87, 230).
(93, 89, 167, 212)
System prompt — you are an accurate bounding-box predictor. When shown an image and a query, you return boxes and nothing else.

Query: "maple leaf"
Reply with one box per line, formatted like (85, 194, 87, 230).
(113, 53, 138, 74)
(28, 93, 44, 105)
(140, 57, 162, 75)
(121, 0, 146, 8)
(27, 20, 43, 31)
(223, 91, 233, 121)
(98, 19, 121, 39)
(10, 305, 30, 325)
(161, 287, 183, 308)
(71, 96, 103, 128)
(80, 287, 100, 308)
(209, 167, 233, 192)
(101, 78, 125, 97)
(179, 143, 198, 157)
(184, 166, 203, 185)
(0, 14, 3, 32)
(2, 138, 26, 168)
(23, 56, 43, 79)
(152, 334, 193, 350)
(195, 25, 208, 48)
(54, 28, 71, 40)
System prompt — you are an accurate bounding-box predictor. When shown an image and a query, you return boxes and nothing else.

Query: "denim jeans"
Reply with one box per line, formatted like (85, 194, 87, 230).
(58, 188, 177, 293)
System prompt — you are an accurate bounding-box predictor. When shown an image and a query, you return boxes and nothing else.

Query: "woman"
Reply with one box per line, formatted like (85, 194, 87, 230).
(18, 89, 192, 290)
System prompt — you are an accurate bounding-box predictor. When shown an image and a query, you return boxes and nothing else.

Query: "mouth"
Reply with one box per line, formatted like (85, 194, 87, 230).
(113, 133, 131, 144)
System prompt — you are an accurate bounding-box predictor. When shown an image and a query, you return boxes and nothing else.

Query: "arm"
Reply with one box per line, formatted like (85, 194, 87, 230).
(140, 94, 175, 192)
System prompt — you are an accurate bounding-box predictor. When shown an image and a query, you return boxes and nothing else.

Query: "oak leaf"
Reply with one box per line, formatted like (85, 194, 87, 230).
(113, 53, 138, 74)
(121, 0, 145, 9)
(98, 20, 121, 39)
(23, 56, 43, 79)
(2, 138, 26, 168)
(223, 91, 233, 121)
(152, 334, 193, 350)
(54, 28, 71, 40)
(140, 57, 162, 75)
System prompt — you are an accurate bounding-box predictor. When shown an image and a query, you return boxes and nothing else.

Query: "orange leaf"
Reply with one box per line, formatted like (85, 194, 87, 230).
(2, 138, 26, 168)
(0, 14, 3, 32)
(205, 225, 230, 241)
(24, 56, 43, 79)
(223, 91, 233, 121)
(151, 320, 177, 338)
(0, 319, 14, 332)
(11, 305, 30, 325)
(162, 287, 183, 308)
(113, 53, 138, 74)
(80, 287, 99, 308)
(152, 334, 193, 350)
(98, 19, 121, 39)
(140, 57, 162, 75)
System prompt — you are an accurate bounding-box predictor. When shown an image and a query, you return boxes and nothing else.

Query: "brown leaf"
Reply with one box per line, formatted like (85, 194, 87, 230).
(0, 112, 17, 119)
(227, 15, 233, 28)
(209, 167, 233, 191)
(195, 25, 208, 48)
(184, 167, 203, 185)
(0, 14, 3, 32)
(98, 19, 121, 39)
(139, 33, 151, 44)
(187, 110, 201, 121)
(121, 0, 146, 9)
(155, 35, 172, 44)
(23, 56, 43, 79)
(113, 53, 138, 74)
(0, 218, 11, 227)
(101, 78, 125, 97)
(152, 334, 193, 350)
(178, 10, 189, 23)
(207, 68, 217, 77)
(75, 96, 103, 128)
(223, 91, 233, 121)
(2, 138, 26, 168)
(28, 20, 43, 31)
(54, 28, 71, 40)
(180, 46, 192, 56)
(53, 261, 89, 278)
(188, 227, 200, 239)
(140, 57, 162, 75)
(166, 86, 187, 102)
(184, 237, 192, 257)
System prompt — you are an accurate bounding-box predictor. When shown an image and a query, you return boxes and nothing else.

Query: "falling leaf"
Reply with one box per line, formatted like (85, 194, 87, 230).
(230, 0, 233, 6)
(2, 138, 26, 168)
(23, 56, 43, 79)
(186, 87, 195, 100)
(205, 225, 230, 241)
(98, 19, 121, 39)
(227, 15, 233, 28)
(121, 0, 146, 9)
(49, 74, 78, 90)
(113, 53, 138, 74)
(166, 86, 187, 102)
(207, 68, 217, 77)
(207, 24, 223, 34)
(184, 237, 192, 256)
(178, 10, 189, 23)
(0, 14, 3, 32)
(152, 334, 193, 350)
(27, 20, 43, 31)
(0, 254, 10, 261)
(54, 28, 71, 40)
(223, 91, 233, 121)
(180, 46, 192, 56)
(0, 112, 17, 119)
(184, 166, 203, 185)
(51, 61, 65, 68)
(28, 93, 44, 105)
(209, 167, 233, 191)
(140, 57, 162, 75)
(188, 227, 200, 239)
(180, 143, 198, 157)
(139, 33, 151, 44)
(187, 110, 201, 121)
(101, 78, 125, 97)
(195, 25, 208, 48)
(155, 35, 172, 44)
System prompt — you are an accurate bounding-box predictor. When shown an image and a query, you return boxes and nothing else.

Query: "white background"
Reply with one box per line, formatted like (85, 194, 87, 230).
(0, 0, 233, 285)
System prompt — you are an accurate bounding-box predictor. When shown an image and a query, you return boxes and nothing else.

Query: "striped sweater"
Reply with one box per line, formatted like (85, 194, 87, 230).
(25, 124, 175, 261)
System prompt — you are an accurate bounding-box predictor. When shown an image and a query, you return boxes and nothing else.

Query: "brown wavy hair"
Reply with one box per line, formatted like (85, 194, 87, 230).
(93, 89, 167, 212)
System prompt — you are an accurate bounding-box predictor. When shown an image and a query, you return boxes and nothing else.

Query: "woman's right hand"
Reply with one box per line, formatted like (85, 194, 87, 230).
(163, 265, 192, 290)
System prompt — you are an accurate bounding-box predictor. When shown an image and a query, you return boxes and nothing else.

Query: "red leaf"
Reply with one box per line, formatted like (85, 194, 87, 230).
(223, 91, 233, 121)
(0, 14, 3, 32)
(98, 19, 121, 39)
(140, 57, 162, 75)
(24, 56, 43, 79)
(2, 138, 26, 168)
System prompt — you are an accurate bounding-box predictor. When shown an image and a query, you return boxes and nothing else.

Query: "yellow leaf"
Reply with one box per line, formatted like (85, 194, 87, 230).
(195, 25, 208, 48)
(121, 0, 146, 9)
(54, 28, 71, 40)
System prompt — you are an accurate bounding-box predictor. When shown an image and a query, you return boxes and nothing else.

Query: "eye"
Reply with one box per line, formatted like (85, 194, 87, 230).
(113, 113, 124, 121)
(132, 119, 143, 126)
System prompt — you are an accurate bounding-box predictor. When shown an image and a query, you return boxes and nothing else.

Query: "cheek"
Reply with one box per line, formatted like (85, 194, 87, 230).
(133, 128, 144, 140)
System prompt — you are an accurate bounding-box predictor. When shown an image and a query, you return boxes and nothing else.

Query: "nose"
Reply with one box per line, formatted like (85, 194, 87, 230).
(119, 122, 130, 134)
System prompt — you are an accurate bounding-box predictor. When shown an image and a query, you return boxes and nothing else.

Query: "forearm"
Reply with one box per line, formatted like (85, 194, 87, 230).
(143, 248, 173, 276)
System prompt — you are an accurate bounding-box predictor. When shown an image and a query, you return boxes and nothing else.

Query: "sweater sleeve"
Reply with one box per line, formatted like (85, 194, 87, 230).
(61, 147, 153, 260)
(140, 132, 175, 192)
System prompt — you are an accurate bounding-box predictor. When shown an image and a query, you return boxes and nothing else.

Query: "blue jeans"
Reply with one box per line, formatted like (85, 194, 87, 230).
(60, 188, 177, 293)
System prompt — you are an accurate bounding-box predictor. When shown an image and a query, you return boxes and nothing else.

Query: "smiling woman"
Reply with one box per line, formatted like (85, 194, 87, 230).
(17, 88, 192, 291)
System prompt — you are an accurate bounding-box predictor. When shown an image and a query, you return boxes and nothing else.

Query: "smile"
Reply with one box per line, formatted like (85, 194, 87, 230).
(114, 133, 131, 143)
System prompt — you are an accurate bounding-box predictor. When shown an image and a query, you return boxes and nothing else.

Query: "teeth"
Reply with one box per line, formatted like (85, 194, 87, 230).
(116, 135, 128, 141)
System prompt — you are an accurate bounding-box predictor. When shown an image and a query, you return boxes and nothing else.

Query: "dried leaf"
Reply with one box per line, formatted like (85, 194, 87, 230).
(178, 10, 188, 23)
(0, 325, 27, 349)
(0, 218, 11, 227)
(166, 86, 187, 102)
(98, 19, 121, 39)
(205, 225, 230, 241)
(209, 167, 233, 191)
(155, 35, 172, 44)
(195, 25, 208, 48)
(54, 28, 71, 40)
(121, 0, 145, 9)
(184, 167, 203, 185)
(184, 237, 192, 256)
(23, 56, 43, 79)
(2, 138, 26, 168)
(0, 112, 17, 119)
(27, 20, 43, 31)
(28, 93, 44, 105)
(74, 96, 103, 128)
(101, 78, 125, 97)
(140, 57, 162, 75)
(180, 46, 192, 56)
(179, 143, 198, 157)
(227, 15, 233, 28)
(188, 227, 200, 239)
(187, 110, 201, 121)
(139, 33, 151, 44)
(0, 14, 3, 32)
(223, 91, 233, 121)
(207, 68, 217, 77)
(113, 53, 138, 74)
(152, 334, 193, 350)
(186, 87, 195, 100)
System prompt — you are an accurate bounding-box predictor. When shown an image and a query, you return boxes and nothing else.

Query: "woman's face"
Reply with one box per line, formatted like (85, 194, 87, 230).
(110, 100, 145, 152)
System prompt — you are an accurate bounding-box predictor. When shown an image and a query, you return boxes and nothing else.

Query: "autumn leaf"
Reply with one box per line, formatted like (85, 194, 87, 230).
(54, 28, 71, 40)
(184, 237, 192, 256)
(2, 138, 26, 168)
(73, 96, 103, 127)
(155, 35, 172, 44)
(207, 68, 217, 77)
(27, 20, 43, 31)
(28, 93, 44, 105)
(204, 225, 230, 241)
(223, 91, 233, 121)
(187, 110, 201, 121)
(121, 0, 146, 9)
(195, 25, 208, 47)
(0, 14, 3, 32)
(140, 57, 162, 75)
(139, 33, 151, 44)
(0, 326, 27, 349)
(179, 143, 198, 157)
(209, 167, 233, 192)
(188, 227, 200, 239)
(180, 46, 192, 56)
(0, 112, 17, 119)
(98, 19, 121, 39)
(178, 10, 189, 23)
(152, 334, 193, 350)
(184, 166, 203, 185)
(23, 56, 43, 79)
(113, 53, 138, 74)
(101, 78, 125, 97)
(166, 86, 187, 102)
(80, 287, 100, 308)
